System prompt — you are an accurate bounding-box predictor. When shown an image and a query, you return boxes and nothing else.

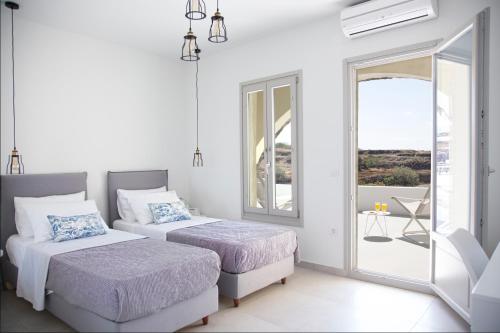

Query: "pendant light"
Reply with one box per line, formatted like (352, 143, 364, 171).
(181, 21, 200, 61)
(185, 0, 206, 20)
(5, 1, 24, 174)
(208, 0, 227, 43)
(193, 49, 204, 167)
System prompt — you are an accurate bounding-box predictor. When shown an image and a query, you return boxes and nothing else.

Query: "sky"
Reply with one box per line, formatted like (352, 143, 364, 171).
(276, 123, 291, 144)
(358, 78, 432, 150)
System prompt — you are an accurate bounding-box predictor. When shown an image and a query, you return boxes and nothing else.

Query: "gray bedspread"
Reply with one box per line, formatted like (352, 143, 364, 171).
(167, 220, 299, 274)
(45, 239, 220, 323)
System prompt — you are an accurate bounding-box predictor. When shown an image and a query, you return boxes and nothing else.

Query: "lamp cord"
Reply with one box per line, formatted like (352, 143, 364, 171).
(10, 7, 16, 149)
(195, 57, 199, 148)
(217, 0, 219, 11)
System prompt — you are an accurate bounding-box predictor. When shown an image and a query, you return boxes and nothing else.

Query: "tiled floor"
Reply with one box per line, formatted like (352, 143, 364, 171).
(1, 266, 469, 332)
(357, 214, 430, 281)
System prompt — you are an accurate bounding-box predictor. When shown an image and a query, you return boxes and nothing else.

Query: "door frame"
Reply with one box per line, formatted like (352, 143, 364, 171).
(343, 40, 440, 294)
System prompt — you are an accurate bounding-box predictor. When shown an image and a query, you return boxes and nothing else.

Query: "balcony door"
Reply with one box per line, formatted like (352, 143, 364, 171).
(430, 10, 488, 323)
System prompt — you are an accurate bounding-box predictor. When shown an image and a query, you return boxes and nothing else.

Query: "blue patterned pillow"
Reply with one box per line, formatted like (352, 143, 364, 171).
(148, 201, 191, 224)
(47, 212, 107, 242)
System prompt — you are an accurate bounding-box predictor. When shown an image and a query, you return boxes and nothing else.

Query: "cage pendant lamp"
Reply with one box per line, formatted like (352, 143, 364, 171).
(181, 23, 200, 61)
(5, 1, 24, 174)
(193, 49, 203, 167)
(185, 0, 206, 20)
(208, 0, 227, 43)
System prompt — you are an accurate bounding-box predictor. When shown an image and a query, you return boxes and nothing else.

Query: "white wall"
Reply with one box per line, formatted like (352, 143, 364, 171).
(1, 0, 498, 268)
(187, 0, 500, 269)
(0, 15, 190, 221)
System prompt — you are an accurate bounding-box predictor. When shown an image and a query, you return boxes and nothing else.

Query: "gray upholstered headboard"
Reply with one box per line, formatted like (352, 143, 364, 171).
(0, 172, 88, 259)
(107, 170, 168, 223)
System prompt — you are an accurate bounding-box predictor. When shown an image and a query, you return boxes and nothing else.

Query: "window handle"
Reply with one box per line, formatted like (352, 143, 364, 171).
(265, 162, 271, 175)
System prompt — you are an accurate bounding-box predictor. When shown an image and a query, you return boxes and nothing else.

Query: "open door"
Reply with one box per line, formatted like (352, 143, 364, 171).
(430, 9, 488, 323)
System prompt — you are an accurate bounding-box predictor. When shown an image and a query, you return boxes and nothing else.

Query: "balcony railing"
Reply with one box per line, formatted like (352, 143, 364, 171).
(357, 185, 430, 217)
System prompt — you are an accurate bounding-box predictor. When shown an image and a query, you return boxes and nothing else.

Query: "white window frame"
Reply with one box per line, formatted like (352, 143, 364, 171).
(240, 71, 303, 226)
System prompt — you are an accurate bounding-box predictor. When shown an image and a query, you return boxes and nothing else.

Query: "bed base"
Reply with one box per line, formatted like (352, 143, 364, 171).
(2, 266, 217, 333)
(45, 285, 218, 332)
(2, 260, 218, 332)
(218, 255, 294, 307)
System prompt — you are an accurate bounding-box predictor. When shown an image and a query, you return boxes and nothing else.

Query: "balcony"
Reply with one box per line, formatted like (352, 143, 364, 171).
(356, 185, 430, 282)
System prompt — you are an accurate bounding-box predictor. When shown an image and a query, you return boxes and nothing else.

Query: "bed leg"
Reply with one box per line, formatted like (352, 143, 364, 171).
(233, 298, 240, 307)
(202, 316, 209, 325)
(281, 277, 287, 285)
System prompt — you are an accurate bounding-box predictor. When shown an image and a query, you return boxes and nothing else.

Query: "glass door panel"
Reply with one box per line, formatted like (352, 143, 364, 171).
(435, 55, 471, 235)
(431, 9, 487, 322)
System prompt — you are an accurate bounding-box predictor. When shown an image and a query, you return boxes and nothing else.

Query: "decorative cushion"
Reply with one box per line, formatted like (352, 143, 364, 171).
(47, 212, 107, 242)
(14, 191, 86, 238)
(148, 201, 191, 224)
(117, 187, 166, 222)
(128, 191, 180, 225)
(25, 200, 108, 243)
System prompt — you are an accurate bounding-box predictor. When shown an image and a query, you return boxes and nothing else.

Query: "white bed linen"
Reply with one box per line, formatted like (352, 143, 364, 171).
(16, 229, 145, 311)
(6, 234, 35, 268)
(113, 216, 222, 241)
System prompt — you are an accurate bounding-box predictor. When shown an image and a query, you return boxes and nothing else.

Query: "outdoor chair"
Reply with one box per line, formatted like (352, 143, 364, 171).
(391, 187, 431, 237)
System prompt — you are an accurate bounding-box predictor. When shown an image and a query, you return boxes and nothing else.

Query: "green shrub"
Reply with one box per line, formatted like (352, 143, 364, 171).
(275, 165, 291, 184)
(383, 167, 420, 187)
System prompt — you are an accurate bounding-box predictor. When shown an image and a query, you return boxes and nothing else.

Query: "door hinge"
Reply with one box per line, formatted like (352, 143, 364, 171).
(480, 218, 484, 227)
(481, 109, 485, 118)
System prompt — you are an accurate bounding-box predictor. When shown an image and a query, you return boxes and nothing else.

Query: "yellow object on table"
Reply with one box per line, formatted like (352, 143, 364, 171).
(375, 202, 381, 212)
(382, 203, 388, 212)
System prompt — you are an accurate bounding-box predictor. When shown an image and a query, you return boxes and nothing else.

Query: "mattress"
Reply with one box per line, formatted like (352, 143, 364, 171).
(45, 238, 221, 323)
(114, 218, 299, 274)
(6, 234, 35, 267)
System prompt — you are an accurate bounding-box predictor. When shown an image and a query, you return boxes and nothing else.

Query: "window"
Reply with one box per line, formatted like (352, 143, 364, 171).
(241, 73, 301, 225)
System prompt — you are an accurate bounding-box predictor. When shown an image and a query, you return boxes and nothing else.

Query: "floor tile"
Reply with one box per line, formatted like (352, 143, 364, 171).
(0, 267, 469, 332)
(413, 298, 470, 332)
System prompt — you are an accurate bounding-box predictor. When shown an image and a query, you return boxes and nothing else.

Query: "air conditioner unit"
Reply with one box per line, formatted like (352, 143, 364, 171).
(341, 0, 438, 38)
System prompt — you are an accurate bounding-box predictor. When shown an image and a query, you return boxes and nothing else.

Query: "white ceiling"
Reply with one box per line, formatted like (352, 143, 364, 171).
(13, 0, 361, 59)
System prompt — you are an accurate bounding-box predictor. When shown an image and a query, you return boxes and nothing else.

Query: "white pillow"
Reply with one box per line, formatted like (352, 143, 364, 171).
(117, 186, 166, 222)
(23, 200, 108, 243)
(14, 191, 86, 238)
(128, 191, 180, 225)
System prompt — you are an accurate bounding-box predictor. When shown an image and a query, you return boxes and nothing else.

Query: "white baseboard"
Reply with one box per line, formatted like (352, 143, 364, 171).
(296, 261, 348, 277)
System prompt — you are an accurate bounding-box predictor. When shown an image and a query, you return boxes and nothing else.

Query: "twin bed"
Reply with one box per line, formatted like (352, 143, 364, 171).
(108, 170, 298, 308)
(0, 170, 298, 332)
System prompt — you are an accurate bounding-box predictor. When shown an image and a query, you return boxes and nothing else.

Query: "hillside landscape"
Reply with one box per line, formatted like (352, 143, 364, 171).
(358, 149, 431, 186)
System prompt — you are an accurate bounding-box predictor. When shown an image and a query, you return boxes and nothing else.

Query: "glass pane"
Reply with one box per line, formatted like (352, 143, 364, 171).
(272, 85, 293, 211)
(436, 58, 471, 233)
(247, 90, 266, 209)
(435, 30, 472, 234)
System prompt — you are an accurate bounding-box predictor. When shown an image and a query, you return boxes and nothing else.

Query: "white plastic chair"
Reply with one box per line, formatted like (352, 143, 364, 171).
(391, 187, 431, 236)
(447, 228, 489, 286)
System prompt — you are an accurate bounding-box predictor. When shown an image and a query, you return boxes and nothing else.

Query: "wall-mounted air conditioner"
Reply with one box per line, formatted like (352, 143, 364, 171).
(341, 0, 438, 38)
